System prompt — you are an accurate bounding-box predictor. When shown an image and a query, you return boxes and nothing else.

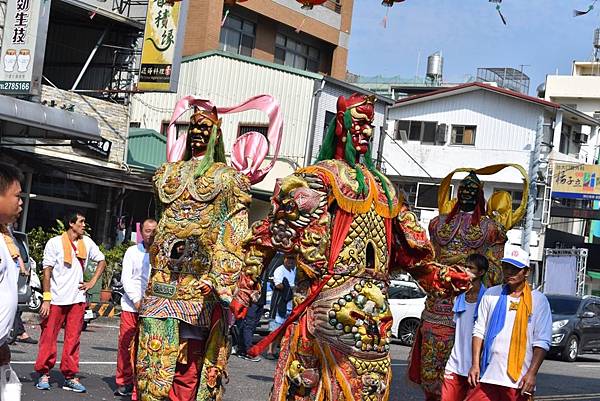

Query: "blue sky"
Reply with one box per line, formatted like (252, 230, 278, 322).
(348, 0, 600, 94)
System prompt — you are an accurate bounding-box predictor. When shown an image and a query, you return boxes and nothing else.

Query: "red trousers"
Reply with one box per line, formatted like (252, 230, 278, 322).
(465, 383, 532, 401)
(116, 311, 139, 387)
(168, 339, 205, 401)
(441, 372, 472, 401)
(34, 303, 86, 379)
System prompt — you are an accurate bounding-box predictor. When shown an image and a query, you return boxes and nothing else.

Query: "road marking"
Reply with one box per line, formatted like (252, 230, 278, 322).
(536, 394, 600, 400)
(88, 324, 120, 329)
(575, 364, 600, 368)
(11, 361, 117, 365)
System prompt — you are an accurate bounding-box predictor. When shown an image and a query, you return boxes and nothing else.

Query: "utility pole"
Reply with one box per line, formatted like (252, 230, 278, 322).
(522, 116, 544, 253)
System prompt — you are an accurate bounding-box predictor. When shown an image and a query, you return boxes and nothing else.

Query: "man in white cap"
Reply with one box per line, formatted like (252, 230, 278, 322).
(466, 245, 552, 401)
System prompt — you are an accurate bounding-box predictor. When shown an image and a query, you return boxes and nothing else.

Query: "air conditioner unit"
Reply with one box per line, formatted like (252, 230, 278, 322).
(593, 112, 600, 120)
(573, 132, 589, 144)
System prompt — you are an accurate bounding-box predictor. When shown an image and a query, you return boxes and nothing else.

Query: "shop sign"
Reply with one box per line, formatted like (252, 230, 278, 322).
(71, 138, 112, 158)
(137, 0, 188, 92)
(552, 162, 600, 200)
(0, 0, 51, 95)
(550, 206, 600, 220)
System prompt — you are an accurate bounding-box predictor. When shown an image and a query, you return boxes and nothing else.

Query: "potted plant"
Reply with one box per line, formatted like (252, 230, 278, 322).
(99, 242, 131, 303)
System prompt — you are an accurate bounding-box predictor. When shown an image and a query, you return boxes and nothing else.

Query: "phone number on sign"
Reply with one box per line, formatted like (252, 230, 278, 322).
(0, 81, 30, 93)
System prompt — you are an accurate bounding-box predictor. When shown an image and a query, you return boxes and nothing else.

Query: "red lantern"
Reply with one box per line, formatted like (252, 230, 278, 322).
(381, 0, 405, 6)
(296, 0, 327, 10)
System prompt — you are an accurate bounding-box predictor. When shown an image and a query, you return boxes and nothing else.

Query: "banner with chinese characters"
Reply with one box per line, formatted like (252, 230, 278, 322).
(137, 0, 188, 92)
(552, 162, 600, 200)
(0, 0, 51, 95)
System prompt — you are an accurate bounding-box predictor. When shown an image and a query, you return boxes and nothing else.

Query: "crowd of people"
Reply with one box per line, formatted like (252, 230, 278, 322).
(0, 92, 554, 401)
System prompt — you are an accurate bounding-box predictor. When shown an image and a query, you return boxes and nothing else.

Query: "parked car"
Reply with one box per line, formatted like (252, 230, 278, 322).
(389, 280, 426, 346)
(547, 294, 600, 362)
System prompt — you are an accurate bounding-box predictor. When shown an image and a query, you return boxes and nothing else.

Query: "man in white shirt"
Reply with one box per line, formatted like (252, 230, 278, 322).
(34, 211, 106, 393)
(466, 245, 552, 401)
(0, 163, 23, 367)
(114, 218, 157, 397)
(441, 253, 488, 401)
(265, 255, 296, 360)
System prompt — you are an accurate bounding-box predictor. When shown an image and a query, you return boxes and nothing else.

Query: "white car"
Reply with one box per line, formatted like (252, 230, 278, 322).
(388, 280, 426, 346)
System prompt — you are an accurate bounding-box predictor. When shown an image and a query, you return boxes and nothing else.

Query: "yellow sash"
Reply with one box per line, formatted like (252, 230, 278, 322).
(507, 283, 532, 381)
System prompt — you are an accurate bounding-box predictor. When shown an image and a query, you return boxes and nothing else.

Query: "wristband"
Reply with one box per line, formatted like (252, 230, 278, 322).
(43, 291, 52, 302)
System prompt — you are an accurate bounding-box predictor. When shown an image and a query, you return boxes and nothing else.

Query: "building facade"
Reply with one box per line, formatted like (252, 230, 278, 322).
(183, 0, 352, 80)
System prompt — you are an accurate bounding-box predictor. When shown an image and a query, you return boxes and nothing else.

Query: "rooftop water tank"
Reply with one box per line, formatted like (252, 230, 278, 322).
(426, 52, 443, 80)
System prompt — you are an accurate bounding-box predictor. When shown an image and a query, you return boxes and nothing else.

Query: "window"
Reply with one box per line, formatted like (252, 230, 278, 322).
(323, 111, 335, 138)
(238, 123, 268, 138)
(451, 125, 476, 145)
(219, 15, 255, 56)
(547, 296, 581, 315)
(274, 33, 320, 73)
(129, 122, 141, 128)
(388, 285, 425, 300)
(560, 124, 571, 154)
(161, 122, 187, 137)
(395, 120, 441, 144)
(415, 183, 453, 210)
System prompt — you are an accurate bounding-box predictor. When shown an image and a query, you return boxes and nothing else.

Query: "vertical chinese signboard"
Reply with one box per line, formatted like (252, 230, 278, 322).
(138, 0, 188, 92)
(0, 0, 51, 95)
(552, 162, 600, 200)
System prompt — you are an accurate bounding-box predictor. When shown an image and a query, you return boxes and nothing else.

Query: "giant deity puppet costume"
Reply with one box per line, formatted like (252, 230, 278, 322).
(231, 94, 471, 401)
(136, 95, 283, 401)
(408, 164, 528, 401)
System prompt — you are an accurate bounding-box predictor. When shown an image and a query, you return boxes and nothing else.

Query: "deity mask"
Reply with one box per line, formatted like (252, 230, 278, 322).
(457, 172, 482, 212)
(334, 94, 376, 158)
(186, 106, 221, 158)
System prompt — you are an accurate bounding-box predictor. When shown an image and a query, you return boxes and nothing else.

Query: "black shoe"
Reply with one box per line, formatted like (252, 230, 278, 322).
(114, 384, 133, 396)
(16, 336, 38, 344)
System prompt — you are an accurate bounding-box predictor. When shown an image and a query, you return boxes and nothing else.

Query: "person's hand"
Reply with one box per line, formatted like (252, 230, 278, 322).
(0, 343, 10, 365)
(196, 281, 212, 296)
(134, 301, 142, 311)
(40, 301, 51, 319)
(467, 365, 480, 387)
(79, 281, 95, 292)
(518, 371, 536, 396)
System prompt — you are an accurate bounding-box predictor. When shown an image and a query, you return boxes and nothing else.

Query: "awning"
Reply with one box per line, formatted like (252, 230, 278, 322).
(127, 128, 166, 172)
(587, 271, 600, 280)
(0, 95, 100, 141)
(5, 148, 152, 192)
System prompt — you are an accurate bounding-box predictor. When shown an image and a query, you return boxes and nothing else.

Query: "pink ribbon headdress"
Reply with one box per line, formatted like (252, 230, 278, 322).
(166, 94, 283, 184)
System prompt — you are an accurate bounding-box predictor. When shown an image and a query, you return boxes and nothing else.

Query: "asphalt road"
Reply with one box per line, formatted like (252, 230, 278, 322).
(7, 316, 600, 401)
